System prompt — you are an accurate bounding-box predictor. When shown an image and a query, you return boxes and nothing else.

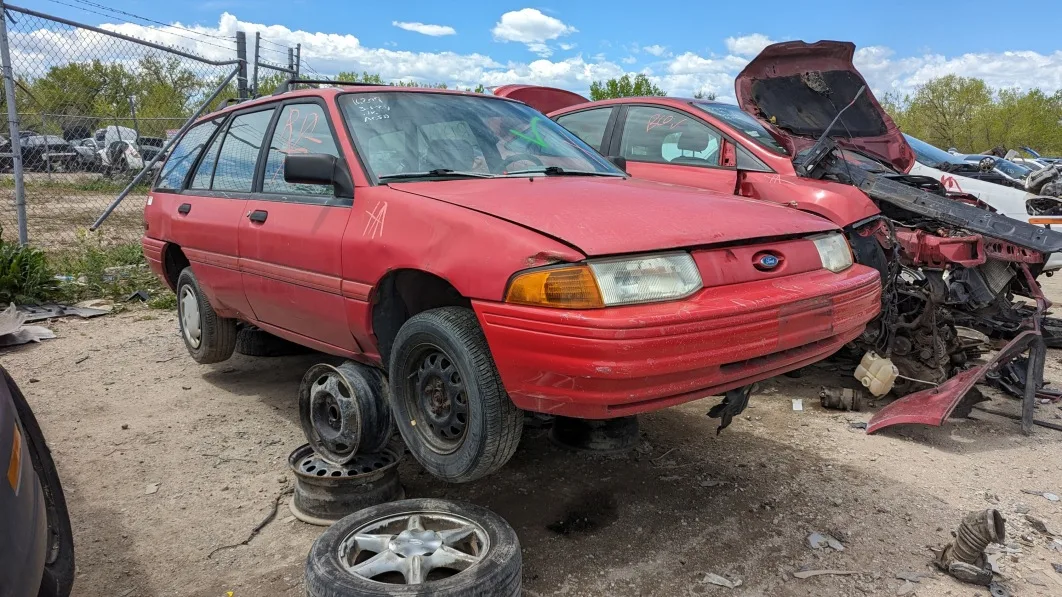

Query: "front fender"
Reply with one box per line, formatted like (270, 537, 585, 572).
(739, 170, 880, 227)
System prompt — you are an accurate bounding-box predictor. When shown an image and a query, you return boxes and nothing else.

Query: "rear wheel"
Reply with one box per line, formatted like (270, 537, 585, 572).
(388, 308, 522, 483)
(176, 267, 236, 364)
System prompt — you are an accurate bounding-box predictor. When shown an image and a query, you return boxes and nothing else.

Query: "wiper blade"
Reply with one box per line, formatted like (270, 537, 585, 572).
(379, 168, 495, 180)
(504, 166, 623, 177)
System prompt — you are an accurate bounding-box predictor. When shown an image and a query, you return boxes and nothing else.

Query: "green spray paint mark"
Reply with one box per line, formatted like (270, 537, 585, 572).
(509, 116, 548, 148)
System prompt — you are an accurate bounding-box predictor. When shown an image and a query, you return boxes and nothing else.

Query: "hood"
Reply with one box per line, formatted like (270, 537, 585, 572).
(492, 85, 589, 114)
(389, 177, 836, 256)
(735, 40, 914, 173)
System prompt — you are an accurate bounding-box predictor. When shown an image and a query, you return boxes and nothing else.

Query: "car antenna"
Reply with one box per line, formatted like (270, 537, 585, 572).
(794, 85, 866, 177)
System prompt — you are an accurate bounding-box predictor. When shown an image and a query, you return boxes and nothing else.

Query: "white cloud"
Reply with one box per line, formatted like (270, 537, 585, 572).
(491, 8, 577, 56)
(622, 56, 637, 65)
(559, 42, 576, 51)
(643, 44, 670, 57)
(391, 21, 456, 37)
(724, 33, 775, 57)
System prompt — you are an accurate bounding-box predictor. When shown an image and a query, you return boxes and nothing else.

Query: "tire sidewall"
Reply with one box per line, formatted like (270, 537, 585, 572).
(305, 498, 520, 597)
(389, 322, 489, 483)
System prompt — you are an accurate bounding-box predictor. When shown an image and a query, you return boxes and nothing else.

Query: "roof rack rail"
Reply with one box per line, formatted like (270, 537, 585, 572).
(274, 78, 380, 95)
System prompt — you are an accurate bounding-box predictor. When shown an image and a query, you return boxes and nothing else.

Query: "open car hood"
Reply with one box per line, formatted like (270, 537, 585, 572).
(735, 40, 914, 173)
(390, 177, 836, 256)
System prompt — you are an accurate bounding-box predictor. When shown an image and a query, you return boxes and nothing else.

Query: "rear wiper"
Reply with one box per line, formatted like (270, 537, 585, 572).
(503, 166, 623, 177)
(379, 169, 495, 181)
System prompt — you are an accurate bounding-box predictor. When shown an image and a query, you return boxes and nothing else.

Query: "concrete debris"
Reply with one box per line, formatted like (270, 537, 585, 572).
(895, 571, 924, 583)
(701, 573, 741, 588)
(896, 580, 917, 595)
(1052, 563, 1062, 574)
(1026, 514, 1057, 536)
(808, 531, 845, 551)
(145, 483, 160, 495)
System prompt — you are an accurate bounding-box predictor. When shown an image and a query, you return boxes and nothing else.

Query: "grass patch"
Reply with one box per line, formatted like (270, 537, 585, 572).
(0, 175, 151, 194)
(47, 230, 171, 308)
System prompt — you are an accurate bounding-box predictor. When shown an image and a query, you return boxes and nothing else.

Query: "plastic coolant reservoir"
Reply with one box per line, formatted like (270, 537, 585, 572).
(854, 351, 899, 397)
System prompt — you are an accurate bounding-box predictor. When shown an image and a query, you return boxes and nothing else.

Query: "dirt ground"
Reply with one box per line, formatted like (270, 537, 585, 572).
(6, 280, 1062, 597)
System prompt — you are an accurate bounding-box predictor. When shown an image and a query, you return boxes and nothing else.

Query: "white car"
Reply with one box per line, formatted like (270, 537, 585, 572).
(904, 134, 1062, 270)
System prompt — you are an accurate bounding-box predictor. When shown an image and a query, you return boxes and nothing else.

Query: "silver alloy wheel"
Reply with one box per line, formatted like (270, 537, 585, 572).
(179, 285, 202, 349)
(338, 511, 489, 585)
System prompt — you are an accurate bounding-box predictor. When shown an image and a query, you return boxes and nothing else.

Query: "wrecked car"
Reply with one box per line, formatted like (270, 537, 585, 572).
(502, 40, 1062, 432)
(141, 83, 881, 482)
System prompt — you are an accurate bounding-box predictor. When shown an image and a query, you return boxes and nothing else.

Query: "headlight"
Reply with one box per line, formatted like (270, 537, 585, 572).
(505, 252, 702, 309)
(810, 232, 853, 273)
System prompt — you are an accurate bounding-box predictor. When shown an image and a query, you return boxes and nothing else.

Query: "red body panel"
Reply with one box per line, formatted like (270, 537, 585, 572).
(477, 264, 880, 418)
(625, 161, 737, 196)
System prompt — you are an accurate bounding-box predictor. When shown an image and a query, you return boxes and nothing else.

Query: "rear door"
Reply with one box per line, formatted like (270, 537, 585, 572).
(237, 100, 358, 352)
(150, 115, 253, 317)
(612, 105, 738, 194)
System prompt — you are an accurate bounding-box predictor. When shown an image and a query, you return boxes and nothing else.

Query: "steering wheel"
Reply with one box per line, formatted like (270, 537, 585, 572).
(501, 153, 544, 171)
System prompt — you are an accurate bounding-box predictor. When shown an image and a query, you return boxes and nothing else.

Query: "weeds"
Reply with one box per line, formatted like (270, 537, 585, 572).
(48, 229, 170, 307)
(0, 227, 58, 304)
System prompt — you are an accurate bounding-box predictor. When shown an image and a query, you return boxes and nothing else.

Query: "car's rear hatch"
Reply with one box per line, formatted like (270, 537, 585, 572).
(735, 40, 914, 173)
(492, 85, 589, 114)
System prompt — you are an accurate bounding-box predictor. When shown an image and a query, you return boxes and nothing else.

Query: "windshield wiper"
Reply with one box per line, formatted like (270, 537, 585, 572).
(379, 169, 495, 181)
(503, 166, 623, 177)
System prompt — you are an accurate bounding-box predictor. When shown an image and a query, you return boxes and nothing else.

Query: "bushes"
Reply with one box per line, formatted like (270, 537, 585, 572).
(0, 230, 57, 304)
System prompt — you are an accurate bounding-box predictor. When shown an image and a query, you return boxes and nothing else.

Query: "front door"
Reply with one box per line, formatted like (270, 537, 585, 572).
(615, 105, 738, 194)
(237, 101, 359, 352)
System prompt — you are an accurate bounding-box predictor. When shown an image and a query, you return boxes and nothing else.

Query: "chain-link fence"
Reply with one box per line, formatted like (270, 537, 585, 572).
(0, 3, 299, 254)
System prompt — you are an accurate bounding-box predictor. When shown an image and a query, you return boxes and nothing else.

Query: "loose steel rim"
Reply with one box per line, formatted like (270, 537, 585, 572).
(405, 344, 469, 455)
(337, 511, 489, 585)
(308, 367, 361, 461)
(179, 285, 201, 349)
(293, 447, 399, 480)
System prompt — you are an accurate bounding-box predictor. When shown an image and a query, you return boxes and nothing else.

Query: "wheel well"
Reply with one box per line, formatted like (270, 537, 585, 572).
(372, 270, 470, 366)
(162, 244, 190, 292)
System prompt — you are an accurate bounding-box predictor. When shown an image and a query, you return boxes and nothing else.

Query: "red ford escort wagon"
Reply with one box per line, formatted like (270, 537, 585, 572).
(143, 83, 880, 482)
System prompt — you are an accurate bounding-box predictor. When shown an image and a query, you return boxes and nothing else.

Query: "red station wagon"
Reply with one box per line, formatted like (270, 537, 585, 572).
(143, 83, 881, 482)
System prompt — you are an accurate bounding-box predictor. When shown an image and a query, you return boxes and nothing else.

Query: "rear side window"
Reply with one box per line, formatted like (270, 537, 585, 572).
(190, 126, 225, 189)
(212, 109, 275, 192)
(555, 108, 612, 152)
(262, 104, 341, 195)
(155, 119, 222, 191)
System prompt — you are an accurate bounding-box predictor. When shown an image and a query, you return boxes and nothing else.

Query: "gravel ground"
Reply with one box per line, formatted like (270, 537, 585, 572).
(5, 279, 1062, 596)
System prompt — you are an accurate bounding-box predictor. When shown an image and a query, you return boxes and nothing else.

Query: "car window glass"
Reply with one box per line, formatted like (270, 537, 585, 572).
(212, 109, 275, 192)
(263, 103, 341, 195)
(190, 122, 226, 189)
(693, 103, 788, 155)
(555, 108, 612, 151)
(156, 118, 222, 191)
(621, 106, 722, 167)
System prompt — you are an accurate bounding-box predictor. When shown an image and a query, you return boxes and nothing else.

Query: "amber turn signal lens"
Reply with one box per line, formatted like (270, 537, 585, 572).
(1029, 217, 1062, 225)
(505, 265, 605, 309)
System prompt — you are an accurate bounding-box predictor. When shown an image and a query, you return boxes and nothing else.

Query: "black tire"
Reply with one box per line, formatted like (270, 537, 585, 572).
(305, 498, 521, 597)
(234, 326, 311, 357)
(176, 267, 237, 364)
(388, 308, 522, 483)
(299, 362, 394, 463)
(4, 369, 75, 597)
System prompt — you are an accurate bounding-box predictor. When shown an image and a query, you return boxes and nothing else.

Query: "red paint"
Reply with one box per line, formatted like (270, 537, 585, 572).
(894, 229, 985, 268)
(145, 86, 882, 418)
(940, 174, 963, 193)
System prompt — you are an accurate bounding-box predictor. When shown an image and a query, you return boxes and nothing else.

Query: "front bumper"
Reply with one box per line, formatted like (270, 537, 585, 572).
(475, 264, 881, 418)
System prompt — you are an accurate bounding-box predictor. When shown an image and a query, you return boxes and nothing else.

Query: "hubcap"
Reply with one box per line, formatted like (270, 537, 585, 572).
(338, 511, 488, 585)
(179, 285, 202, 349)
(309, 370, 361, 460)
(409, 349, 468, 454)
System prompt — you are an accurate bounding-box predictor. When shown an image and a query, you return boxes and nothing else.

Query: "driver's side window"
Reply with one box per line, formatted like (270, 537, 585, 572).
(621, 106, 724, 168)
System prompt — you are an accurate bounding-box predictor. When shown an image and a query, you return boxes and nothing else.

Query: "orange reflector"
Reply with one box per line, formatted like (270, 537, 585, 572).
(1029, 217, 1062, 225)
(505, 265, 604, 309)
(7, 424, 21, 495)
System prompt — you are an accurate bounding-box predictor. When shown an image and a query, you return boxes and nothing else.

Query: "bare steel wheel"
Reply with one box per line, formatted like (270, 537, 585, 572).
(305, 498, 521, 596)
(299, 362, 392, 464)
(175, 267, 236, 364)
(409, 349, 468, 454)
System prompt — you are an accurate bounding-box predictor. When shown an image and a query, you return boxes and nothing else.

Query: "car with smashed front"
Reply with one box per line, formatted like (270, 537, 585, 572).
(143, 83, 881, 482)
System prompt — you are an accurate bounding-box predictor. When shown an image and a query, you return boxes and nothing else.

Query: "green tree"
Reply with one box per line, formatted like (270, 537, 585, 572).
(589, 74, 665, 100)
(692, 90, 716, 100)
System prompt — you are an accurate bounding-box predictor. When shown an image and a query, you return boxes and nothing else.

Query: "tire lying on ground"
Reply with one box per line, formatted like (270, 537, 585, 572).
(235, 326, 311, 357)
(305, 498, 521, 596)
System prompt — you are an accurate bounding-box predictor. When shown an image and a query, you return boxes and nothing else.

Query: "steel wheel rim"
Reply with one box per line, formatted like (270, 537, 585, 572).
(309, 369, 360, 460)
(405, 345, 469, 455)
(337, 510, 489, 585)
(179, 285, 202, 349)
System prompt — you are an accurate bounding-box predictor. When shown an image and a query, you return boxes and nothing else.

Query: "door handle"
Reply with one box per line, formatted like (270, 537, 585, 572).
(177, 203, 191, 215)
(248, 209, 268, 223)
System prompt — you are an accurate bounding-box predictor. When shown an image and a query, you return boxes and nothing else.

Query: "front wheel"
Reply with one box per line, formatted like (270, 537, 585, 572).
(388, 307, 522, 483)
(176, 267, 237, 364)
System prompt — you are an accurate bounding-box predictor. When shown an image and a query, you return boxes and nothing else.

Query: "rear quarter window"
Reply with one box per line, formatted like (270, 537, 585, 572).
(155, 118, 224, 191)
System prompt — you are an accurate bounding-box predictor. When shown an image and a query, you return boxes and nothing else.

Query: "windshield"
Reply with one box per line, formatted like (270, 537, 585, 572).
(693, 102, 788, 155)
(339, 92, 621, 179)
(903, 134, 966, 168)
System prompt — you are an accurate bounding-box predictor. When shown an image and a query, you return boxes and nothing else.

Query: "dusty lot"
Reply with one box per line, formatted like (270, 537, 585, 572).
(5, 280, 1062, 596)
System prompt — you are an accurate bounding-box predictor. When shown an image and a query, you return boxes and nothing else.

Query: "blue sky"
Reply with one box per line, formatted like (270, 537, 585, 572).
(23, 0, 1062, 100)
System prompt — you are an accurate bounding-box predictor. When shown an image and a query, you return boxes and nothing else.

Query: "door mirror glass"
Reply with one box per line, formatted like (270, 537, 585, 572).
(284, 153, 354, 198)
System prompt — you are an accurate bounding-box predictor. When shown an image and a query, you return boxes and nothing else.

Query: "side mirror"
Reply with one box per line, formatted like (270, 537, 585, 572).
(606, 155, 627, 173)
(978, 156, 996, 172)
(284, 153, 354, 198)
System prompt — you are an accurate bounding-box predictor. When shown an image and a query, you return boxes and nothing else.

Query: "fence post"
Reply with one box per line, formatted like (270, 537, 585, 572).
(235, 31, 248, 99)
(288, 47, 294, 73)
(252, 32, 260, 97)
(295, 43, 301, 79)
(0, 1, 28, 245)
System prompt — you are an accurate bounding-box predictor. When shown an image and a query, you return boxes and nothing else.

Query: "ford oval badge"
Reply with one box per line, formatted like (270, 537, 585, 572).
(758, 254, 780, 269)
